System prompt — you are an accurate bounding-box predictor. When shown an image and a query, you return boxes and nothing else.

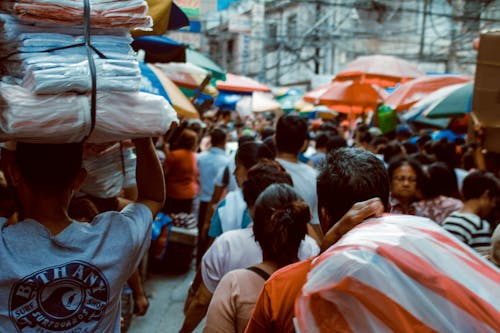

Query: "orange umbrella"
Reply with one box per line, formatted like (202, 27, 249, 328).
(303, 81, 388, 114)
(385, 75, 472, 112)
(334, 55, 424, 88)
(216, 73, 270, 93)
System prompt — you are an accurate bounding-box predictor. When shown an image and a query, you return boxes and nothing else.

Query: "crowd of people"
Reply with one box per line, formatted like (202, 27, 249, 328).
(0, 108, 498, 332)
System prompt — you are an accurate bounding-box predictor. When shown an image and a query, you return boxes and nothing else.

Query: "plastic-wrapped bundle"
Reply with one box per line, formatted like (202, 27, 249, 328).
(0, 0, 152, 30)
(0, 25, 140, 93)
(0, 82, 179, 143)
(296, 215, 500, 333)
(81, 144, 137, 198)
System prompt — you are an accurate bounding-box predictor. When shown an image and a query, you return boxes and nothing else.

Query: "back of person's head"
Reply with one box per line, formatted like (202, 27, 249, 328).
(416, 134, 432, 148)
(238, 134, 255, 146)
(358, 131, 373, 146)
(261, 136, 277, 159)
(317, 148, 390, 230)
(462, 171, 500, 201)
(326, 135, 347, 152)
(260, 126, 276, 140)
(253, 183, 310, 267)
(275, 114, 308, 155)
(402, 141, 418, 155)
(380, 141, 404, 164)
(235, 142, 275, 170)
(210, 127, 227, 147)
(314, 133, 330, 150)
(242, 161, 293, 208)
(15, 142, 83, 191)
(431, 138, 457, 167)
(318, 123, 338, 136)
(420, 162, 459, 199)
(409, 152, 435, 165)
(174, 129, 198, 151)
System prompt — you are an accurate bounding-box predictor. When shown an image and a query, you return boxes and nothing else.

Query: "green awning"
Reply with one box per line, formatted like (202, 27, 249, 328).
(186, 48, 226, 81)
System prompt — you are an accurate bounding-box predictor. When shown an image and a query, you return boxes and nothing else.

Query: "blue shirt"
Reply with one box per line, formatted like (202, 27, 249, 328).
(197, 147, 229, 202)
(208, 199, 252, 238)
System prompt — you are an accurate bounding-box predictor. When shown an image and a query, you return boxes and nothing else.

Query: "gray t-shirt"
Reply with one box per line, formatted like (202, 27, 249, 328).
(0, 203, 152, 333)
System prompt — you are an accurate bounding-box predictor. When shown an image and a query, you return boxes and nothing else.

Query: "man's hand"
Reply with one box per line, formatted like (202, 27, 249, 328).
(320, 198, 384, 252)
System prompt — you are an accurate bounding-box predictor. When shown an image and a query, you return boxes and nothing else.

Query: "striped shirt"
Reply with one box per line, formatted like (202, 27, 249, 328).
(442, 212, 492, 253)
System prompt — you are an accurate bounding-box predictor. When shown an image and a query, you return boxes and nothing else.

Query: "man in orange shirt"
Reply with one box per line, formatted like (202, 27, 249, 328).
(245, 148, 389, 333)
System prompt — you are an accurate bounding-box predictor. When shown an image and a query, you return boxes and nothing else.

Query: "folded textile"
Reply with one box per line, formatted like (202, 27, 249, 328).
(0, 0, 152, 30)
(0, 83, 178, 143)
(81, 144, 137, 198)
(296, 215, 500, 333)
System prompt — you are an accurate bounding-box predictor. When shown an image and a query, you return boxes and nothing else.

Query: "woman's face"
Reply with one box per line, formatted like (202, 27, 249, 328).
(233, 158, 248, 188)
(391, 164, 418, 201)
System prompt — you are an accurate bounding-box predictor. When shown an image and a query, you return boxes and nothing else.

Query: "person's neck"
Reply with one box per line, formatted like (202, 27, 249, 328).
(459, 200, 481, 217)
(277, 152, 299, 163)
(255, 260, 281, 276)
(19, 189, 72, 235)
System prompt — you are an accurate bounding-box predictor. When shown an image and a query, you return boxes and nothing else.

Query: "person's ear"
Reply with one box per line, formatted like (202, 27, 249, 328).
(72, 168, 87, 192)
(301, 140, 308, 154)
(319, 206, 333, 235)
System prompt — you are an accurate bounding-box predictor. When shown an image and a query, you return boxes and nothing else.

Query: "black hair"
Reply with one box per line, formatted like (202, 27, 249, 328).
(275, 114, 308, 155)
(235, 142, 275, 170)
(416, 134, 432, 147)
(253, 184, 310, 267)
(242, 161, 293, 208)
(430, 138, 458, 168)
(380, 141, 404, 164)
(326, 135, 347, 152)
(260, 126, 276, 140)
(210, 127, 227, 147)
(388, 156, 424, 185)
(409, 152, 435, 165)
(15, 142, 83, 191)
(462, 171, 500, 201)
(314, 133, 330, 150)
(402, 141, 418, 155)
(420, 162, 459, 199)
(173, 129, 198, 151)
(238, 134, 255, 146)
(317, 148, 390, 229)
(261, 136, 277, 159)
(358, 131, 373, 145)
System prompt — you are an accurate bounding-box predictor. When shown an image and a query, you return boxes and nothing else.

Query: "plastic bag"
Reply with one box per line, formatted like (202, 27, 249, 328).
(296, 215, 500, 333)
(0, 82, 178, 143)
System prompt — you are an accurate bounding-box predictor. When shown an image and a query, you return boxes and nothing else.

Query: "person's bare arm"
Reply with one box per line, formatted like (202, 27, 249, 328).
(133, 138, 165, 217)
(179, 282, 213, 333)
(320, 198, 384, 252)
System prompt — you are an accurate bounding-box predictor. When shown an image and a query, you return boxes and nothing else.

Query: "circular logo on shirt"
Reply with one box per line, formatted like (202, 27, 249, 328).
(9, 261, 109, 332)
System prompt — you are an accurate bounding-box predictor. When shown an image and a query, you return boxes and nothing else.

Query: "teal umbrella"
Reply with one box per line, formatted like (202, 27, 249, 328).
(423, 83, 473, 119)
(276, 88, 304, 112)
(186, 48, 226, 81)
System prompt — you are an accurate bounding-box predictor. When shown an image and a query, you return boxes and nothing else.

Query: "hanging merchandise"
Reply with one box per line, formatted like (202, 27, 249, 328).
(377, 104, 397, 134)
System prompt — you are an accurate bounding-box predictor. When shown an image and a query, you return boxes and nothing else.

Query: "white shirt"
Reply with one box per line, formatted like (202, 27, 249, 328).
(201, 228, 320, 293)
(276, 158, 320, 224)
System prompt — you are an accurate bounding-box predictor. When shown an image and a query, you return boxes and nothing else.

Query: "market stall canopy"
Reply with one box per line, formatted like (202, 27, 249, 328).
(154, 62, 218, 96)
(401, 83, 470, 122)
(236, 92, 282, 117)
(422, 82, 473, 119)
(217, 73, 270, 93)
(140, 63, 199, 118)
(335, 55, 424, 88)
(186, 49, 226, 81)
(131, 0, 189, 37)
(304, 81, 388, 114)
(274, 87, 305, 112)
(132, 35, 187, 63)
(385, 75, 472, 112)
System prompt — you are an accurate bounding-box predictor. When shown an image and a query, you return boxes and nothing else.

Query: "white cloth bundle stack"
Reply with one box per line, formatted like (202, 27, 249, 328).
(0, 83, 178, 143)
(0, 1, 178, 144)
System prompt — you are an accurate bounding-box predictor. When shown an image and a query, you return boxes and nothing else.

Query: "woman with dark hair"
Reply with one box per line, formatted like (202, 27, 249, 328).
(163, 129, 199, 214)
(208, 141, 274, 237)
(204, 184, 310, 333)
(388, 156, 424, 215)
(413, 162, 463, 224)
